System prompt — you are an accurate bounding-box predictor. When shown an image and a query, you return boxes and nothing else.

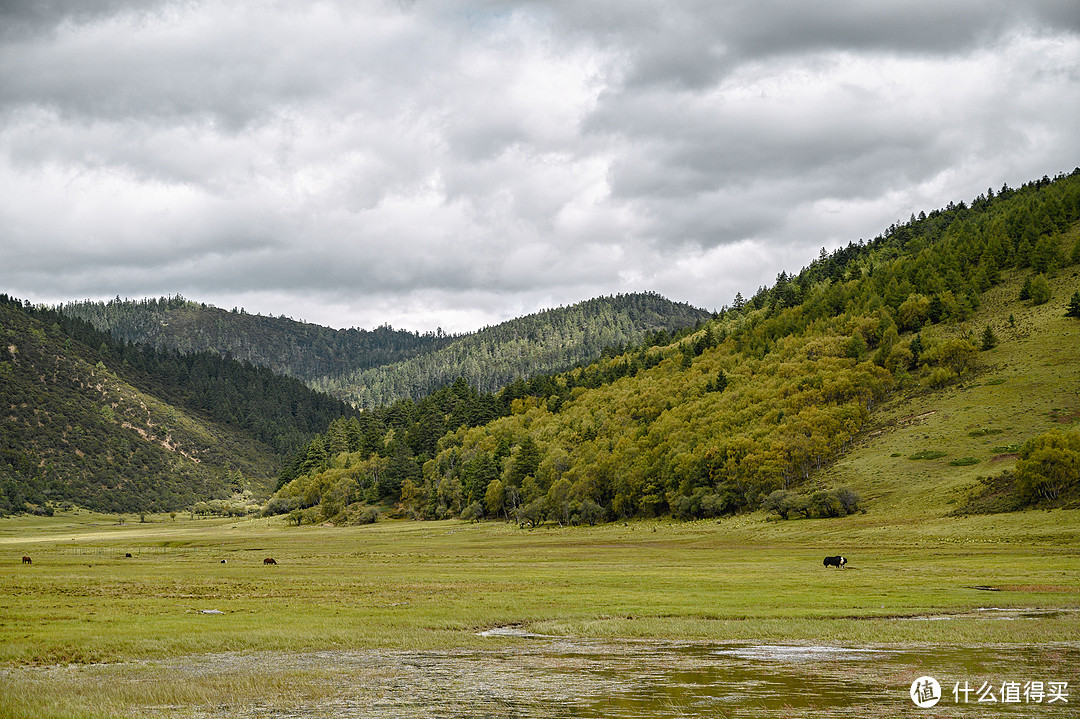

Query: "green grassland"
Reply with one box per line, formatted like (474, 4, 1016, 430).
(0, 510, 1076, 717)
(1, 507, 1078, 716)
(1, 510, 1077, 655)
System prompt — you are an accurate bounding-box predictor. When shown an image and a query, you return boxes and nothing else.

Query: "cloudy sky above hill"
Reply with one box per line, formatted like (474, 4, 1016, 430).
(2, 1, 1078, 332)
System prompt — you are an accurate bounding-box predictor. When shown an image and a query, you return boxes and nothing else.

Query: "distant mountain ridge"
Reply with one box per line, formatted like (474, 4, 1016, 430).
(312, 293, 714, 407)
(56, 295, 453, 384)
(59, 292, 714, 408)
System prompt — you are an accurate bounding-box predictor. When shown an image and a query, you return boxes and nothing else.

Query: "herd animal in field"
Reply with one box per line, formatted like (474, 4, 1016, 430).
(18, 555, 270, 565)
(17, 552, 845, 570)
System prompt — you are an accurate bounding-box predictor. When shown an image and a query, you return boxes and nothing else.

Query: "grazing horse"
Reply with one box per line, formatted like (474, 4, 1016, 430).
(263, 557, 277, 565)
(823, 555, 847, 569)
(22, 556, 31, 564)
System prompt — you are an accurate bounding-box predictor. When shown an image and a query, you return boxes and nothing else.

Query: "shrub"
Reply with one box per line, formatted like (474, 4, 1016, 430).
(950, 457, 980, 466)
(759, 490, 782, 518)
(672, 488, 729, 520)
(516, 498, 547, 527)
(809, 490, 844, 518)
(356, 506, 380, 524)
(761, 490, 804, 519)
(926, 366, 956, 389)
(698, 492, 729, 518)
(937, 338, 979, 377)
(1016, 430, 1080, 503)
(897, 294, 930, 332)
(1028, 274, 1051, 305)
(286, 507, 321, 526)
(762, 488, 859, 520)
(263, 496, 301, 516)
(460, 501, 484, 522)
(834, 487, 860, 514)
(571, 499, 606, 526)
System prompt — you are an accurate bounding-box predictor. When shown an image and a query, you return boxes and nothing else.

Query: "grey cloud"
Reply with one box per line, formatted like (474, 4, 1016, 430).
(1, 0, 1078, 333)
(578, 3, 1080, 252)
(542, 0, 1080, 66)
(0, 0, 174, 40)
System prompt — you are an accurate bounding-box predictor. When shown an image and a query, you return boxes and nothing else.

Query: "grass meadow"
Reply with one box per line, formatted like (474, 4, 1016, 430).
(1, 506, 1078, 717)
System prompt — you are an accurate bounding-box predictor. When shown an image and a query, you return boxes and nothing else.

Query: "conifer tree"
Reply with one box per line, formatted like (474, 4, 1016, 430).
(708, 369, 729, 393)
(1067, 291, 1080, 319)
(1019, 275, 1033, 301)
(1031, 234, 1060, 274)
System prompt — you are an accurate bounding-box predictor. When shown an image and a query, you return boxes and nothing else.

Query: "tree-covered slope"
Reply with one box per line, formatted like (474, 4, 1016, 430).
(312, 292, 713, 408)
(0, 297, 357, 514)
(61, 292, 712, 410)
(272, 170, 1080, 525)
(57, 296, 453, 384)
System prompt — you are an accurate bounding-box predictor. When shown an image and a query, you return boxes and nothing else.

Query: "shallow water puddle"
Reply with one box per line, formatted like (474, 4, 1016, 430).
(9, 639, 1078, 717)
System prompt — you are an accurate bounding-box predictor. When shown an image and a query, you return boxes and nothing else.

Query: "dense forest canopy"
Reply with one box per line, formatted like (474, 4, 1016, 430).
(57, 295, 454, 385)
(271, 169, 1080, 525)
(311, 292, 714, 408)
(59, 292, 713, 409)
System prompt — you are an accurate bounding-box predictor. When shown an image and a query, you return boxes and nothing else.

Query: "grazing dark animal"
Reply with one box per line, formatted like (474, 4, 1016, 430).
(22, 556, 31, 564)
(263, 557, 277, 565)
(221, 559, 227, 564)
(125, 553, 132, 558)
(823, 555, 847, 569)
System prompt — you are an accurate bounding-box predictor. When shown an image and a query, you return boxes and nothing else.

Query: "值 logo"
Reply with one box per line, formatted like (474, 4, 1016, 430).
(911, 676, 942, 708)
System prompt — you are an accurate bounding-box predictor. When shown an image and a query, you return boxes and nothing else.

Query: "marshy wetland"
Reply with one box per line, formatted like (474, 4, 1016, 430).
(1, 510, 1078, 717)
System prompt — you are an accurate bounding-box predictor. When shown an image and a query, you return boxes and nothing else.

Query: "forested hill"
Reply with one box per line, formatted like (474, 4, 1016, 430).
(272, 170, 1080, 526)
(0, 297, 356, 514)
(58, 293, 712, 409)
(57, 296, 454, 384)
(311, 293, 713, 408)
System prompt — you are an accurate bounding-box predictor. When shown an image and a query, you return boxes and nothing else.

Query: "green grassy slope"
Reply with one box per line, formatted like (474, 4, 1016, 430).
(821, 263, 1080, 524)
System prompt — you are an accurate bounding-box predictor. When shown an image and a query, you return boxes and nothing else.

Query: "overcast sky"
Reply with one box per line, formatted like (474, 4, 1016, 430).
(2, 1, 1078, 333)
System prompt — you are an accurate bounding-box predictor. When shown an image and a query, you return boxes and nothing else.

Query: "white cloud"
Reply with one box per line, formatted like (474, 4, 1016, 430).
(1, 1, 1078, 332)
